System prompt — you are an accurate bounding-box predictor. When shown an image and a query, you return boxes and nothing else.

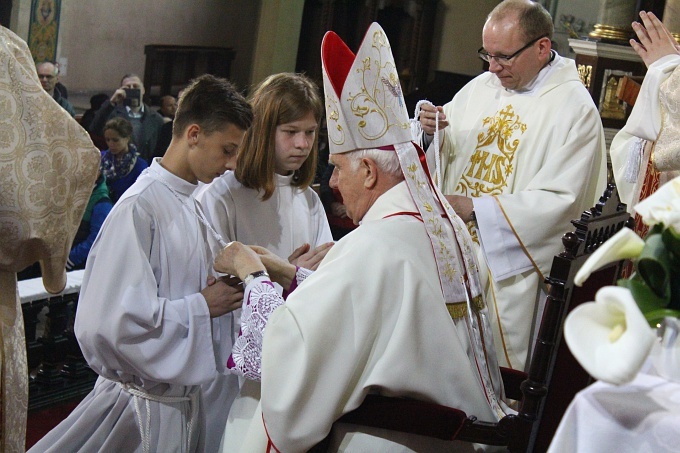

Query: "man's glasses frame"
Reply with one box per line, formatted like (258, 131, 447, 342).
(478, 34, 548, 65)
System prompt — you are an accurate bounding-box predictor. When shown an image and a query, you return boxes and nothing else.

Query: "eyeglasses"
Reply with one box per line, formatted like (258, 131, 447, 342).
(478, 34, 548, 65)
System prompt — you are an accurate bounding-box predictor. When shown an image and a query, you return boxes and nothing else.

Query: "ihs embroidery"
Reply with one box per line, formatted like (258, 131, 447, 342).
(457, 104, 526, 197)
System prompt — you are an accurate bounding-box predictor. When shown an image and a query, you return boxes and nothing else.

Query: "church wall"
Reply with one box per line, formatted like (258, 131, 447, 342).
(9, 0, 260, 96)
(432, 0, 601, 78)
(433, 0, 500, 77)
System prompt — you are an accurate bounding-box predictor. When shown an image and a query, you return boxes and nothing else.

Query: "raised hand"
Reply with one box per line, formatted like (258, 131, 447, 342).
(630, 11, 680, 68)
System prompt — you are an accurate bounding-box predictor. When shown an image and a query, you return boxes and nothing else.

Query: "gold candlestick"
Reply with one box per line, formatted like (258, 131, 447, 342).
(589, 0, 637, 42)
(663, 0, 680, 43)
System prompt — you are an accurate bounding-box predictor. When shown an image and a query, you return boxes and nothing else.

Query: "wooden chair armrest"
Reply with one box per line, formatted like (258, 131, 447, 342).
(337, 394, 469, 440)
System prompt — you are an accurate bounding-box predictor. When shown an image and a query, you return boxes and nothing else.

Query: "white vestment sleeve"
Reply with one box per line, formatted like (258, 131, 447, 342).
(474, 196, 533, 281)
(622, 54, 680, 140)
(75, 198, 217, 386)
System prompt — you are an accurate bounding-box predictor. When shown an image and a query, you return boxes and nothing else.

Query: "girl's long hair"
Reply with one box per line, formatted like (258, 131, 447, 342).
(235, 73, 323, 200)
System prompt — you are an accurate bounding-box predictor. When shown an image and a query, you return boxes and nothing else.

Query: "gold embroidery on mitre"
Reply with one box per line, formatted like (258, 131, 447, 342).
(325, 94, 345, 146)
(346, 28, 409, 143)
(457, 104, 525, 197)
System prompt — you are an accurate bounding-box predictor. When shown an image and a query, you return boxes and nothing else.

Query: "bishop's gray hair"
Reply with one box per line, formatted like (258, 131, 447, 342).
(345, 148, 403, 179)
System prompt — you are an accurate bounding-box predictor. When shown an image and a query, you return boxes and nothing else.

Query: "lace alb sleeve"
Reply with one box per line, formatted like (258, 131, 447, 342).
(227, 267, 314, 381)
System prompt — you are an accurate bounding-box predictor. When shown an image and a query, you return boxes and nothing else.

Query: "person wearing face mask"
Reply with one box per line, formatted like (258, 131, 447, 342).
(89, 73, 164, 162)
(417, 0, 607, 372)
(100, 117, 149, 203)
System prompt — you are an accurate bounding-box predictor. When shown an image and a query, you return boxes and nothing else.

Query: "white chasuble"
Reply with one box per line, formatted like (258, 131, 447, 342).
(0, 26, 100, 452)
(432, 55, 608, 370)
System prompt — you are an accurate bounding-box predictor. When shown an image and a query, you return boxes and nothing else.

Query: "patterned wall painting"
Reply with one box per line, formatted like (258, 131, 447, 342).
(28, 0, 61, 63)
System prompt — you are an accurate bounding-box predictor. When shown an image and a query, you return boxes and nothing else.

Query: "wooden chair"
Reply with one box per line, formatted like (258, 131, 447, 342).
(318, 183, 631, 452)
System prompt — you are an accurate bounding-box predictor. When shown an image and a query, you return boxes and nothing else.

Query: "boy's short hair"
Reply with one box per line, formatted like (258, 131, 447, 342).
(173, 74, 253, 138)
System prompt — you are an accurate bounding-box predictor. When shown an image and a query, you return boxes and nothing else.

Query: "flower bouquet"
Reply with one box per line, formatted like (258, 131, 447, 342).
(564, 177, 680, 384)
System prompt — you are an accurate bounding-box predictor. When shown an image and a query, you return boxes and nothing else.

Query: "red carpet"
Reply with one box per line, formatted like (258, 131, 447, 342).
(26, 399, 81, 450)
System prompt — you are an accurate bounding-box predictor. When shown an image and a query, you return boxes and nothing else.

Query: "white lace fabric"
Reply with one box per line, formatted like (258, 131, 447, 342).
(228, 268, 312, 381)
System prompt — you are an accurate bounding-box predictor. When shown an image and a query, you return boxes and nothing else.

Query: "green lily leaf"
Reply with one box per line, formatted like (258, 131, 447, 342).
(662, 226, 680, 257)
(644, 308, 680, 328)
(636, 234, 671, 299)
(618, 277, 669, 313)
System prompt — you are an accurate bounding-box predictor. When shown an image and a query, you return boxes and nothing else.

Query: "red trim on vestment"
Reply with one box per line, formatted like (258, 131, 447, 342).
(263, 414, 282, 453)
(383, 211, 422, 220)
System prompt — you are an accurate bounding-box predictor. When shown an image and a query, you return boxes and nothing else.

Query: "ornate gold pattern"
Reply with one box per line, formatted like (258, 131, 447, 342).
(325, 95, 345, 146)
(457, 105, 525, 197)
(577, 64, 592, 89)
(447, 295, 486, 319)
(347, 29, 409, 142)
(0, 27, 100, 452)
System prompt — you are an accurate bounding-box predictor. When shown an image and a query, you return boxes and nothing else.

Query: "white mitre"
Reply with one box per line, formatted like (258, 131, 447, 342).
(320, 22, 484, 307)
(321, 22, 412, 154)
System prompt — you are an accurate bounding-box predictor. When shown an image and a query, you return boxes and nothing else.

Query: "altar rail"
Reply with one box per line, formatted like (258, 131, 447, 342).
(19, 270, 97, 411)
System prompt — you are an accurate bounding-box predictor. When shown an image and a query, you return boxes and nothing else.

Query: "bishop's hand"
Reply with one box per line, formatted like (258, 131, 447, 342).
(251, 245, 297, 288)
(214, 241, 265, 281)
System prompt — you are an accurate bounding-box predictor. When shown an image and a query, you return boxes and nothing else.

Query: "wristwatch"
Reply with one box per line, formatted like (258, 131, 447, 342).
(243, 270, 269, 286)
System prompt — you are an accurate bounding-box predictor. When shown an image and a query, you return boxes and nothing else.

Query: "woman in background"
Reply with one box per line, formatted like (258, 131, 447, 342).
(100, 117, 148, 203)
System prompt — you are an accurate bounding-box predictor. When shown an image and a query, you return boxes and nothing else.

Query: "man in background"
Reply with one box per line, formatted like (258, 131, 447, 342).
(159, 94, 178, 122)
(89, 73, 164, 162)
(36, 61, 76, 117)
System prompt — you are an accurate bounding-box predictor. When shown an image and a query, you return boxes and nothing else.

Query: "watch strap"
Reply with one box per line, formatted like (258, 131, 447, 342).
(243, 270, 269, 286)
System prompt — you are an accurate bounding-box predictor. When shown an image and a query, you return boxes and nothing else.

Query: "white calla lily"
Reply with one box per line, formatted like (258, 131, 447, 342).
(574, 227, 645, 286)
(564, 286, 656, 385)
(635, 177, 680, 231)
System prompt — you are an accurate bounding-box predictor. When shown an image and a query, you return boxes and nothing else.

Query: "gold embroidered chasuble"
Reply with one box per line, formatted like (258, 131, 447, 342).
(0, 26, 100, 451)
(432, 56, 607, 370)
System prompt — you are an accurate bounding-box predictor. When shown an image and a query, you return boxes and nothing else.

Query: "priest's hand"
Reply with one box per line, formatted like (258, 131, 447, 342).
(201, 276, 244, 318)
(288, 242, 334, 271)
(630, 11, 680, 68)
(419, 103, 449, 136)
(251, 245, 297, 288)
(444, 195, 475, 223)
(214, 241, 266, 281)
